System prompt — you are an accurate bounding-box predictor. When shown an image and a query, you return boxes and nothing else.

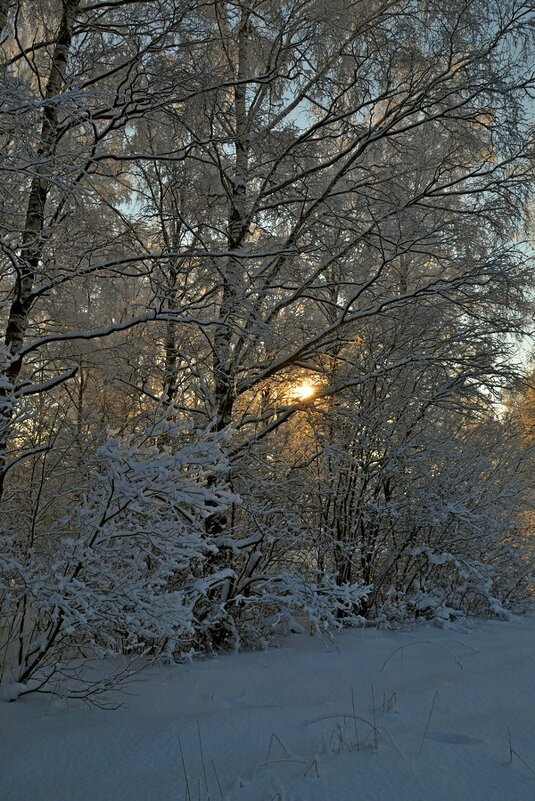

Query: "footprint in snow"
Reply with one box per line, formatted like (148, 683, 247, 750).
(425, 731, 482, 745)
(222, 698, 254, 710)
(221, 698, 278, 710)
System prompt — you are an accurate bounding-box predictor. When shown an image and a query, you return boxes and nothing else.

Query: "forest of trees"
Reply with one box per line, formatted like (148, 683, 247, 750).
(0, 0, 534, 698)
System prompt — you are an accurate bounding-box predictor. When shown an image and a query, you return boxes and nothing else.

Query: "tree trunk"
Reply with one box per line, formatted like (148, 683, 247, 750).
(212, 7, 250, 434)
(0, 0, 11, 39)
(0, 0, 80, 499)
(205, 9, 251, 641)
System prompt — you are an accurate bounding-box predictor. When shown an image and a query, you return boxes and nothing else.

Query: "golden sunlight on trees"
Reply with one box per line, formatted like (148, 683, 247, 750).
(0, 0, 534, 695)
(292, 382, 318, 402)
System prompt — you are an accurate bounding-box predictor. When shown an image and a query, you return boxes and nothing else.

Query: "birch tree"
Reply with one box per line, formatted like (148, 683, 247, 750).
(0, 0, 226, 492)
(129, 0, 533, 427)
(0, 0, 533, 675)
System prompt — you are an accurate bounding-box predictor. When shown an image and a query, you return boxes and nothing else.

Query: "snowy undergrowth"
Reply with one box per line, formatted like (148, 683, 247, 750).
(2, 616, 535, 801)
(0, 419, 369, 700)
(1, 415, 532, 703)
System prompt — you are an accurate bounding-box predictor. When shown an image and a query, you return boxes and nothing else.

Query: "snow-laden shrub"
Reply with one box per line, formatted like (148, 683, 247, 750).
(258, 388, 535, 628)
(0, 421, 235, 698)
(0, 405, 377, 698)
(365, 419, 535, 625)
(222, 570, 370, 649)
(375, 545, 531, 627)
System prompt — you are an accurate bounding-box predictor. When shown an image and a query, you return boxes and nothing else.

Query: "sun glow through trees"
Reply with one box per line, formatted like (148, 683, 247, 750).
(292, 382, 317, 401)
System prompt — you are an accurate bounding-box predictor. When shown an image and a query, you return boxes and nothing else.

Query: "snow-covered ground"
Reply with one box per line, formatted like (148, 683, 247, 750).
(2, 617, 535, 801)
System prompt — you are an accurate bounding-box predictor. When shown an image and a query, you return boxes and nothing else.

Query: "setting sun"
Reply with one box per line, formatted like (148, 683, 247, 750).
(292, 381, 317, 401)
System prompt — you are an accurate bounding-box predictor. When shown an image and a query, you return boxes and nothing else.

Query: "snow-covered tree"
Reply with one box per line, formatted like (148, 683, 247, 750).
(0, 0, 534, 688)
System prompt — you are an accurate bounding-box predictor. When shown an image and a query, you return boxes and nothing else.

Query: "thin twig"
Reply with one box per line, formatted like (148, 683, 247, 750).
(508, 728, 535, 776)
(178, 734, 192, 801)
(380, 642, 462, 674)
(351, 686, 360, 751)
(371, 684, 378, 750)
(419, 691, 439, 753)
(304, 758, 320, 777)
(268, 731, 291, 759)
(197, 720, 209, 795)
(210, 759, 224, 800)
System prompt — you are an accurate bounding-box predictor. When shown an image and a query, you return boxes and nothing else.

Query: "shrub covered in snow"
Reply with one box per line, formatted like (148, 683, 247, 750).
(0, 421, 236, 696)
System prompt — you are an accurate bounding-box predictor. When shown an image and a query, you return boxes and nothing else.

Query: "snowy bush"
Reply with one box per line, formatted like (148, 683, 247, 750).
(222, 569, 370, 648)
(0, 421, 235, 698)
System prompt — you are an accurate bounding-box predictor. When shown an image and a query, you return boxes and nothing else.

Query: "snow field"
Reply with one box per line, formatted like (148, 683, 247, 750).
(1, 616, 535, 801)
